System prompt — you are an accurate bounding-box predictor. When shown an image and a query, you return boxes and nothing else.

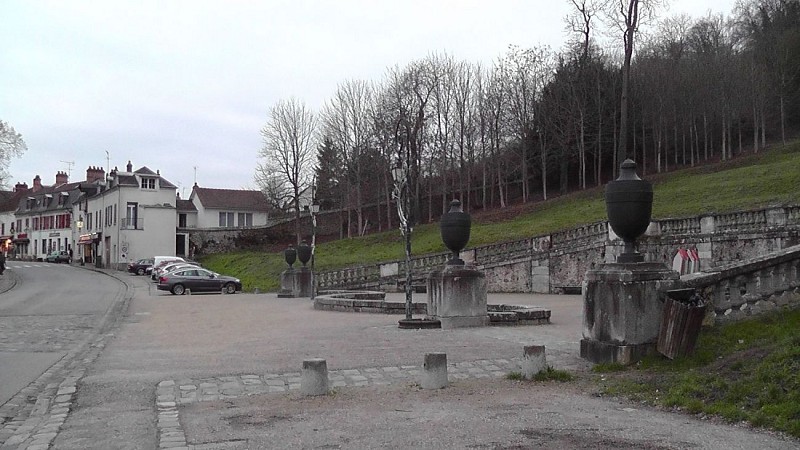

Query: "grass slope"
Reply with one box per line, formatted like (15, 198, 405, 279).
(594, 307, 800, 438)
(201, 141, 800, 293)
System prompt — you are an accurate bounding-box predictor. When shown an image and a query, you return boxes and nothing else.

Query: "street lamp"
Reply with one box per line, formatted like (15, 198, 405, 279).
(310, 198, 320, 300)
(76, 216, 84, 266)
(391, 161, 413, 321)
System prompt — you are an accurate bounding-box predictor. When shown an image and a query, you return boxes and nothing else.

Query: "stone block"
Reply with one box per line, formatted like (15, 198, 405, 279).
(300, 359, 329, 396)
(522, 345, 546, 379)
(421, 353, 448, 389)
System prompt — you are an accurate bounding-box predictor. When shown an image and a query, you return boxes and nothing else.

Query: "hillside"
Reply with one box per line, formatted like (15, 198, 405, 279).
(201, 141, 800, 292)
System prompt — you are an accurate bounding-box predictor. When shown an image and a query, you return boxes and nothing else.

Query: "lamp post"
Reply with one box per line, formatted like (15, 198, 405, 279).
(310, 198, 320, 300)
(391, 162, 413, 321)
(76, 216, 84, 266)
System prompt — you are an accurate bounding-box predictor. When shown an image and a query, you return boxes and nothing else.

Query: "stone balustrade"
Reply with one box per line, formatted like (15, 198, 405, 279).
(317, 204, 800, 296)
(680, 244, 800, 323)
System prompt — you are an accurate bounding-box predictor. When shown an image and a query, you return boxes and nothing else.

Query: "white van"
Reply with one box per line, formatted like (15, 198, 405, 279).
(149, 255, 185, 278)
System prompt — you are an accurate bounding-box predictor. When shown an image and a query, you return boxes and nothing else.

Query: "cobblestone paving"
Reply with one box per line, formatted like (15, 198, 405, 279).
(154, 358, 523, 450)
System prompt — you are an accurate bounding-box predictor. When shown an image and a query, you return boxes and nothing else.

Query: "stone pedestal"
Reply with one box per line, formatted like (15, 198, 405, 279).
(295, 267, 312, 298)
(277, 269, 296, 298)
(427, 265, 488, 329)
(580, 262, 679, 365)
(278, 268, 313, 298)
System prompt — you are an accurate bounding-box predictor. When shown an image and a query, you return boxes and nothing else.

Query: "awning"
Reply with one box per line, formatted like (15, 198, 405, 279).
(0, 235, 11, 241)
(12, 238, 29, 244)
(78, 234, 94, 245)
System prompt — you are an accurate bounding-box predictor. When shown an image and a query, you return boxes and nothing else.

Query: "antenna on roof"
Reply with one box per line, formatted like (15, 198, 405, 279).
(105, 150, 111, 174)
(193, 166, 198, 185)
(60, 160, 75, 178)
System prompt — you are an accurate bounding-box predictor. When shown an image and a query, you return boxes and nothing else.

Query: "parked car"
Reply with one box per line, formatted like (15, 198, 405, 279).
(154, 262, 200, 280)
(46, 250, 71, 263)
(150, 257, 186, 280)
(157, 267, 242, 295)
(148, 256, 185, 275)
(127, 258, 154, 275)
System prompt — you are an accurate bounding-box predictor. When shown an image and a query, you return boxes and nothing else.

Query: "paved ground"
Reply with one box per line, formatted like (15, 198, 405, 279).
(3, 268, 799, 449)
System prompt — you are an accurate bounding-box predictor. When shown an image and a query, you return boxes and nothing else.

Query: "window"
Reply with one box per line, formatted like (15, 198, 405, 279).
(106, 205, 113, 226)
(178, 214, 187, 228)
(218, 212, 235, 227)
(126, 203, 138, 229)
(140, 177, 156, 189)
(238, 213, 253, 228)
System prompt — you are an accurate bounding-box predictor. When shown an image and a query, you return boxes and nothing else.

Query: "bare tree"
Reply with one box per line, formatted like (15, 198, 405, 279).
(320, 79, 374, 237)
(602, 0, 663, 163)
(0, 120, 28, 188)
(381, 60, 435, 226)
(256, 98, 317, 243)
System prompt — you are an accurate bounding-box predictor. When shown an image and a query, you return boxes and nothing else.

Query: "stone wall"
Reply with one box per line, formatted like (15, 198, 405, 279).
(317, 204, 800, 296)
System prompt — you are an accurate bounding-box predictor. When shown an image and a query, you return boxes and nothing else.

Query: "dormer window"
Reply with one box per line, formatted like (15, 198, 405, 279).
(140, 177, 156, 190)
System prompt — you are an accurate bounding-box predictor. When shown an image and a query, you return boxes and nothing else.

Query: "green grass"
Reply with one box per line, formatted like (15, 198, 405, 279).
(596, 307, 800, 438)
(200, 141, 800, 293)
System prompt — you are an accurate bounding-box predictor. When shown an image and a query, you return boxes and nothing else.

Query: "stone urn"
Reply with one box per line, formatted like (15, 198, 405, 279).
(283, 245, 297, 269)
(440, 200, 471, 265)
(297, 240, 312, 267)
(605, 159, 653, 263)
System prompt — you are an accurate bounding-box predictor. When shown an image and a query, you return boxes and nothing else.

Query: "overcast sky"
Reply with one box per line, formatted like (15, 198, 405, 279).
(1, 0, 736, 196)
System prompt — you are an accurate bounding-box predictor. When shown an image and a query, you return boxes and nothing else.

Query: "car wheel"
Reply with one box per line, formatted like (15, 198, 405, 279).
(137, 268, 145, 276)
(224, 283, 237, 294)
(172, 284, 185, 295)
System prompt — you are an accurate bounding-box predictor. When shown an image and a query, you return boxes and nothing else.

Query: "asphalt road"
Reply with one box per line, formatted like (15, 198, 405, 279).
(0, 261, 128, 448)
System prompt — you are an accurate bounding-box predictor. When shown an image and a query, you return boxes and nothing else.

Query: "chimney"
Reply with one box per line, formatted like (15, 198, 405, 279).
(56, 171, 68, 185)
(32, 175, 42, 192)
(14, 182, 28, 193)
(85, 166, 106, 184)
(126, 160, 133, 172)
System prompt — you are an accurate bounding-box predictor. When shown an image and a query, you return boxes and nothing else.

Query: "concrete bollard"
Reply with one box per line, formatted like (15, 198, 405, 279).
(522, 345, 547, 380)
(301, 358, 329, 396)
(421, 353, 448, 389)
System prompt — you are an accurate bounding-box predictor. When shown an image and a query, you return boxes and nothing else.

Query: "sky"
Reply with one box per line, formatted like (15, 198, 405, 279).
(1, 0, 736, 197)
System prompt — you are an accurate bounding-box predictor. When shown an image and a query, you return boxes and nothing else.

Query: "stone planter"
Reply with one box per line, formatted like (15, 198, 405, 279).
(440, 200, 471, 265)
(605, 159, 653, 263)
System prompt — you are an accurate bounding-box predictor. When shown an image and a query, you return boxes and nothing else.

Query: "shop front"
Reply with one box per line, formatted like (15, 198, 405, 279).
(77, 233, 94, 264)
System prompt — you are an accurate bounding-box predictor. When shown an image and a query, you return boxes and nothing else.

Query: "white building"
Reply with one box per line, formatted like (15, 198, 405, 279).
(185, 184, 271, 229)
(4, 162, 274, 266)
(76, 162, 178, 268)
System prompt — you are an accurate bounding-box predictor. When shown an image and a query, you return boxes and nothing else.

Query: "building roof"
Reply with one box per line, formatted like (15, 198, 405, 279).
(176, 199, 196, 212)
(111, 166, 177, 189)
(15, 182, 82, 215)
(192, 186, 270, 212)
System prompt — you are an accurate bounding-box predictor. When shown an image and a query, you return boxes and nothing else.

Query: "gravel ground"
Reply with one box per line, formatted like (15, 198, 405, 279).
(180, 377, 797, 450)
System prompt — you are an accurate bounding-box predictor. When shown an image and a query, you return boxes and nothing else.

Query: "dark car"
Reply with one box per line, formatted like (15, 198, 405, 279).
(46, 250, 71, 263)
(157, 267, 241, 295)
(128, 258, 154, 275)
